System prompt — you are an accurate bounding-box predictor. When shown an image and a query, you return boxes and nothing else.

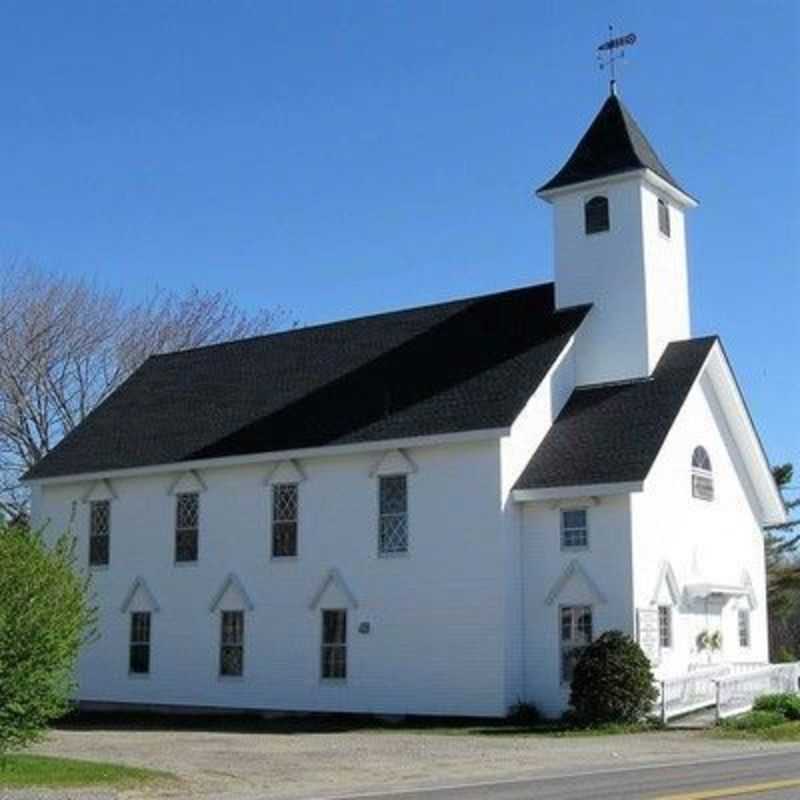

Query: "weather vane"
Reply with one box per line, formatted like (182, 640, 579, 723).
(597, 25, 637, 96)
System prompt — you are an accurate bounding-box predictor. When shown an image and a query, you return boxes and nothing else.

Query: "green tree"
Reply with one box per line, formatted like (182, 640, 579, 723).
(569, 631, 658, 724)
(0, 523, 95, 758)
(765, 464, 800, 619)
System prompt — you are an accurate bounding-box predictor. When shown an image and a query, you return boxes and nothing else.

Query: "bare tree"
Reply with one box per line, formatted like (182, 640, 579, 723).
(0, 261, 288, 517)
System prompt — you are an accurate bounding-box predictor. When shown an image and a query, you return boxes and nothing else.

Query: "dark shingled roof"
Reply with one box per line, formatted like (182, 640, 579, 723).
(515, 336, 717, 490)
(537, 94, 687, 196)
(25, 283, 590, 481)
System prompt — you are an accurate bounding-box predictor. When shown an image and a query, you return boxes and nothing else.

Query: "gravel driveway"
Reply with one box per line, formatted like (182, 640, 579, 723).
(9, 719, 800, 800)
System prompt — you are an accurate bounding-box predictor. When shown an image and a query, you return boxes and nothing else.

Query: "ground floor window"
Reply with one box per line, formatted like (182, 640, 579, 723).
(220, 610, 244, 676)
(321, 609, 347, 680)
(738, 609, 751, 648)
(658, 606, 672, 649)
(129, 612, 151, 674)
(560, 606, 592, 684)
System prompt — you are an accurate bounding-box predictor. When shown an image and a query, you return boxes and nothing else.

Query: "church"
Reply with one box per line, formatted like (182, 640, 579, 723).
(26, 89, 786, 718)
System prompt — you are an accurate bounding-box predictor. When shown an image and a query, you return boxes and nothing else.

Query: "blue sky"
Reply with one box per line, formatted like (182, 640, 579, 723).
(1, 2, 798, 475)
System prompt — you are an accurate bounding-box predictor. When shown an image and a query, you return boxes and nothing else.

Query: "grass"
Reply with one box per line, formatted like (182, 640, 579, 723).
(0, 753, 174, 789)
(714, 712, 800, 742)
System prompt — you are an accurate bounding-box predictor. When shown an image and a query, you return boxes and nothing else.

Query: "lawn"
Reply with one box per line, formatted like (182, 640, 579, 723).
(0, 753, 174, 789)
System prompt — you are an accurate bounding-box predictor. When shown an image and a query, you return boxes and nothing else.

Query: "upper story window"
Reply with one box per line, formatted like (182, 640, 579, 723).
(561, 509, 588, 550)
(658, 198, 671, 237)
(560, 606, 592, 684)
(175, 492, 199, 563)
(658, 605, 672, 649)
(89, 499, 110, 567)
(220, 610, 244, 677)
(129, 611, 151, 675)
(691, 446, 714, 501)
(272, 483, 298, 558)
(584, 195, 610, 235)
(378, 475, 408, 555)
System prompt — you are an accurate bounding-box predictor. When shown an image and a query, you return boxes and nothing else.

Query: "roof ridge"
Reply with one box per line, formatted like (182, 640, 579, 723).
(150, 281, 555, 361)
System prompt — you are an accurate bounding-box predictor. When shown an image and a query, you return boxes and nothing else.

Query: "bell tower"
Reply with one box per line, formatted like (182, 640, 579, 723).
(537, 94, 697, 386)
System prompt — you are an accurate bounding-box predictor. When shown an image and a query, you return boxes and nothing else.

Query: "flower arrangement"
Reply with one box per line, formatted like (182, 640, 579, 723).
(697, 629, 723, 652)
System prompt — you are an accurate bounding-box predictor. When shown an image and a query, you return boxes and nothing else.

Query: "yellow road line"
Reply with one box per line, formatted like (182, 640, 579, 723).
(652, 778, 800, 799)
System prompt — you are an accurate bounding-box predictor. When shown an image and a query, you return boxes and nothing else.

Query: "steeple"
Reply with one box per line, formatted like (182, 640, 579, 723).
(537, 94, 698, 386)
(538, 94, 690, 199)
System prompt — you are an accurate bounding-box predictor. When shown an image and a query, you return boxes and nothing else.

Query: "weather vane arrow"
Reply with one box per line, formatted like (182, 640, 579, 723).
(597, 26, 637, 96)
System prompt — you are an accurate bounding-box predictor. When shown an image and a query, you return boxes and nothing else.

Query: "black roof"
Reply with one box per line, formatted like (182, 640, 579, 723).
(514, 337, 717, 490)
(537, 94, 687, 195)
(25, 283, 590, 481)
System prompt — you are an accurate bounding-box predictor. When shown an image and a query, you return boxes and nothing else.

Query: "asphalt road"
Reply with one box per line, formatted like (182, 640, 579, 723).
(332, 750, 800, 800)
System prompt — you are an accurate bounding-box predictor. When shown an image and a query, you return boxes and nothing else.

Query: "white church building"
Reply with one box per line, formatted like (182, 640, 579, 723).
(26, 91, 786, 718)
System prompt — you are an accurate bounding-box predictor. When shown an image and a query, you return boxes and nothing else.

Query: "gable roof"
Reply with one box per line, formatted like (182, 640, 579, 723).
(515, 337, 716, 490)
(24, 283, 589, 482)
(537, 94, 687, 196)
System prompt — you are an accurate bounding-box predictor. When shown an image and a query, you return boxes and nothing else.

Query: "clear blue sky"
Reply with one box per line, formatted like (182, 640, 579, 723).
(1, 2, 798, 475)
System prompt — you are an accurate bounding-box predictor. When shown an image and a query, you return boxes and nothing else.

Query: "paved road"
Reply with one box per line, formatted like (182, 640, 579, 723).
(330, 750, 800, 800)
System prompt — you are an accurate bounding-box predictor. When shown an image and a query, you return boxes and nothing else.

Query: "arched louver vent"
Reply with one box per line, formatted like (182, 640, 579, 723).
(691, 446, 713, 501)
(584, 196, 610, 235)
(658, 198, 671, 237)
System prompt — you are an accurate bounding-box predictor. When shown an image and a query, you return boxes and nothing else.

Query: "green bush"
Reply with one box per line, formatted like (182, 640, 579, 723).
(721, 710, 787, 730)
(753, 693, 800, 721)
(774, 647, 797, 664)
(569, 631, 658, 724)
(0, 524, 95, 758)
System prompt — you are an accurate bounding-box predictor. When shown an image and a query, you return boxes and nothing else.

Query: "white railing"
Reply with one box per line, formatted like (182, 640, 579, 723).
(658, 662, 800, 723)
(714, 662, 800, 721)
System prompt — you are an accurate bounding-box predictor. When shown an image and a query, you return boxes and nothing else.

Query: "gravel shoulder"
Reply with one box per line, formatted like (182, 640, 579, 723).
(12, 722, 800, 800)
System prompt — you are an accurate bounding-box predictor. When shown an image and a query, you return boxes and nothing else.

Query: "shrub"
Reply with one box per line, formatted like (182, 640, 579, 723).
(753, 693, 800, 721)
(722, 710, 787, 730)
(774, 647, 797, 664)
(507, 702, 542, 726)
(569, 630, 658, 724)
(0, 524, 95, 758)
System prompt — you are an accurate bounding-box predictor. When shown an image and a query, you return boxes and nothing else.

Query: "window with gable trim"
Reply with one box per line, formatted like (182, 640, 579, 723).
(658, 605, 672, 649)
(584, 196, 610, 234)
(561, 606, 593, 684)
(175, 492, 199, 562)
(129, 611, 151, 674)
(561, 509, 588, 550)
(89, 499, 110, 567)
(658, 198, 671, 237)
(271, 483, 298, 557)
(220, 610, 244, 676)
(691, 446, 714, 501)
(321, 609, 347, 680)
(378, 475, 408, 555)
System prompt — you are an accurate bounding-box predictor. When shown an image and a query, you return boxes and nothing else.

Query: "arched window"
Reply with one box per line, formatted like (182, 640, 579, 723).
(691, 446, 713, 501)
(658, 198, 671, 237)
(584, 196, 609, 235)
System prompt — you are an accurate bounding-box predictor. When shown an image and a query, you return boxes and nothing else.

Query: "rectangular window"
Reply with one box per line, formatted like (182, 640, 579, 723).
(89, 500, 110, 566)
(378, 475, 408, 555)
(272, 483, 298, 557)
(658, 606, 672, 649)
(220, 610, 244, 677)
(129, 611, 151, 674)
(738, 609, 751, 648)
(321, 609, 347, 680)
(692, 474, 714, 502)
(658, 198, 671, 237)
(561, 606, 592, 684)
(175, 492, 199, 563)
(561, 509, 588, 550)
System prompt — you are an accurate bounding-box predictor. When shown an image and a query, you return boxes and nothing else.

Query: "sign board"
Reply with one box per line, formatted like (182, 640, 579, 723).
(636, 608, 660, 665)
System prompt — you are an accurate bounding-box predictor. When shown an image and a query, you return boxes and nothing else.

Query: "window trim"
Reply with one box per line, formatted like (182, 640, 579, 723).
(271, 482, 299, 559)
(320, 608, 348, 683)
(89, 499, 111, 568)
(128, 611, 151, 676)
(560, 508, 589, 551)
(174, 492, 200, 564)
(219, 609, 245, 678)
(658, 605, 673, 649)
(559, 605, 593, 685)
(584, 195, 610, 235)
(377, 474, 409, 557)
